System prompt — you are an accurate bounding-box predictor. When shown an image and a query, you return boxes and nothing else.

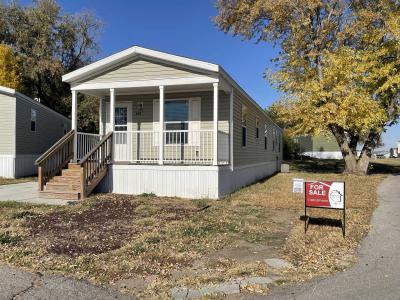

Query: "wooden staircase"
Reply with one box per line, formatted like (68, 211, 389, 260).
(40, 163, 82, 200)
(36, 130, 113, 200)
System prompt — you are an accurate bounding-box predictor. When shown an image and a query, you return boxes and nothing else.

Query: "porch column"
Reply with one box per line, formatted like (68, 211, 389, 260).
(213, 82, 219, 166)
(99, 97, 104, 136)
(229, 87, 234, 170)
(159, 85, 164, 165)
(110, 88, 115, 132)
(72, 90, 78, 162)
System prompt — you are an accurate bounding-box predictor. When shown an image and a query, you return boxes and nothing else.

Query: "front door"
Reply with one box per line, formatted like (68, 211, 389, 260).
(106, 102, 132, 161)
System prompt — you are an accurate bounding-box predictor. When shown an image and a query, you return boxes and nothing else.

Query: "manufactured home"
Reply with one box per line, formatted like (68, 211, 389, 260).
(295, 134, 342, 160)
(0, 86, 71, 178)
(37, 46, 282, 199)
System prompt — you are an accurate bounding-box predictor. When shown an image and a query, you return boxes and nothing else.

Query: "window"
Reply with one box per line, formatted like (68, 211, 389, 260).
(165, 100, 189, 144)
(115, 107, 128, 131)
(278, 133, 281, 152)
(255, 116, 260, 139)
(264, 124, 268, 150)
(30, 109, 37, 132)
(241, 105, 247, 147)
(114, 107, 128, 144)
(272, 128, 276, 151)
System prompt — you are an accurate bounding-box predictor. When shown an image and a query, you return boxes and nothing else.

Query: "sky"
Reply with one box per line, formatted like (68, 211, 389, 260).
(22, 0, 400, 148)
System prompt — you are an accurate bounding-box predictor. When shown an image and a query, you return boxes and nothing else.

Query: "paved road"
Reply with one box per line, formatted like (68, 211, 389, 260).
(266, 175, 400, 300)
(0, 182, 76, 206)
(0, 265, 133, 300)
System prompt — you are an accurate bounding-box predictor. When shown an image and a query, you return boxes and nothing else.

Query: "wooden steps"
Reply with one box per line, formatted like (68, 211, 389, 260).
(37, 131, 112, 201)
(40, 163, 82, 200)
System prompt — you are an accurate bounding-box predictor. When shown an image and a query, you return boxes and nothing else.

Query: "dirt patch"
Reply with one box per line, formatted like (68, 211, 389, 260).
(208, 209, 296, 263)
(27, 195, 197, 257)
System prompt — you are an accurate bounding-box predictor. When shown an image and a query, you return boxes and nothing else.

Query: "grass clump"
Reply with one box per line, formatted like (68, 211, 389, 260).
(0, 232, 20, 245)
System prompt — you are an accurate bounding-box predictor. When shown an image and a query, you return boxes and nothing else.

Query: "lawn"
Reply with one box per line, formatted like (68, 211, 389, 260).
(0, 177, 36, 186)
(0, 159, 391, 298)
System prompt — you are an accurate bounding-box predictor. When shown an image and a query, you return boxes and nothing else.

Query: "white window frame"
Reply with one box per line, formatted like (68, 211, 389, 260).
(264, 124, 268, 151)
(30, 108, 37, 132)
(153, 97, 201, 147)
(255, 116, 260, 139)
(241, 104, 247, 148)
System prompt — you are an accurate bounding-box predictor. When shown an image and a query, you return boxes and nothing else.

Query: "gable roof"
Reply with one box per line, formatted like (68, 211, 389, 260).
(62, 45, 282, 131)
(62, 46, 219, 83)
(0, 86, 70, 122)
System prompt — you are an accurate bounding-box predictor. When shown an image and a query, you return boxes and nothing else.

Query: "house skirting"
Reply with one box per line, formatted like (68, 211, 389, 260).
(0, 154, 39, 178)
(302, 151, 343, 160)
(96, 161, 281, 199)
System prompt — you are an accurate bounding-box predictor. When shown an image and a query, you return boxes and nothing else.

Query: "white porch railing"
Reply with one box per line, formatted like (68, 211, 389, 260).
(163, 130, 214, 164)
(112, 130, 228, 165)
(114, 131, 159, 163)
(76, 132, 102, 160)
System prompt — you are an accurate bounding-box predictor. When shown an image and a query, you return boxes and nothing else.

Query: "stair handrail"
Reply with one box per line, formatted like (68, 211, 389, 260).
(36, 129, 75, 191)
(78, 132, 113, 198)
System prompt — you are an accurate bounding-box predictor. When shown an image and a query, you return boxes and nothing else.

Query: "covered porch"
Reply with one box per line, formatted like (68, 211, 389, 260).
(72, 81, 233, 166)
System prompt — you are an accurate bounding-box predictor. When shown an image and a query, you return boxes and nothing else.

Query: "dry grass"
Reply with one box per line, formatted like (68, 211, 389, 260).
(0, 159, 391, 298)
(0, 177, 36, 185)
(0, 195, 285, 298)
(229, 171, 383, 280)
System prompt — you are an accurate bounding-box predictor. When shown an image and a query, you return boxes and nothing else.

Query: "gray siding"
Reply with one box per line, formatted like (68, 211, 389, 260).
(81, 58, 214, 84)
(232, 89, 282, 167)
(0, 94, 16, 155)
(15, 95, 71, 155)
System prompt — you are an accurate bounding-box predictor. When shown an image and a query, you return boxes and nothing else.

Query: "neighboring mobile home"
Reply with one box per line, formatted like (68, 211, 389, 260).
(37, 46, 282, 199)
(0, 86, 71, 178)
(295, 134, 342, 160)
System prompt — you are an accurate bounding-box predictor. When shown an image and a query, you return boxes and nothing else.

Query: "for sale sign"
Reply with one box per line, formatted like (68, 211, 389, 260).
(305, 181, 344, 209)
(304, 180, 346, 236)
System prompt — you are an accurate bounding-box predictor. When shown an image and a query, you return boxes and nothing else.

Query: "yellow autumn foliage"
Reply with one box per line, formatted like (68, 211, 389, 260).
(0, 44, 21, 90)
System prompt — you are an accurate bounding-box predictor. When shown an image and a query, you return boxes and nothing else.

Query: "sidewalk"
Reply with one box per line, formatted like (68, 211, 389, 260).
(0, 182, 77, 206)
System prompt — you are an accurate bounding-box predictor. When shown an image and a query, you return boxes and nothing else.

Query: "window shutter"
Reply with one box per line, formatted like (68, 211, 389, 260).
(189, 98, 201, 146)
(153, 99, 160, 146)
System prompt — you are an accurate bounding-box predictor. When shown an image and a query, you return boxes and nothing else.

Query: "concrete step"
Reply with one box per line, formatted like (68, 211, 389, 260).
(40, 190, 80, 200)
(45, 182, 80, 192)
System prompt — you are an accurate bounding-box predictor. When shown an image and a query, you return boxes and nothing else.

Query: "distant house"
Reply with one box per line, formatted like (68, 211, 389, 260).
(389, 142, 400, 158)
(36, 46, 283, 200)
(0, 86, 71, 178)
(294, 134, 342, 159)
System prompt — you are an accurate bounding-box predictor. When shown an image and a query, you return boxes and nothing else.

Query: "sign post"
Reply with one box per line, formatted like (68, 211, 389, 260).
(304, 181, 346, 236)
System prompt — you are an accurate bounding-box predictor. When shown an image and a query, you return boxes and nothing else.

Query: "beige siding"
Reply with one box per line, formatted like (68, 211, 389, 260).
(102, 90, 230, 162)
(0, 94, 16, 155)
(297, 134, 340, 152)
(81, 58, 214, 84)
(15, 95, 71, 155)
(103, 90, 229, 132)
(232, 89, 282, 167)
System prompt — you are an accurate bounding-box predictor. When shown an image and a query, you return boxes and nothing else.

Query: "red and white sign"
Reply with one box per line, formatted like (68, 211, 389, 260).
(305, 181, 344, 209)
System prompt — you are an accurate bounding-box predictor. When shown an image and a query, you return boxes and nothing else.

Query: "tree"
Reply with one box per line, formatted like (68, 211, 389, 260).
(0, 0, 102, 130)
(0, 44, 21, 89)
(216, 0, 400, 175)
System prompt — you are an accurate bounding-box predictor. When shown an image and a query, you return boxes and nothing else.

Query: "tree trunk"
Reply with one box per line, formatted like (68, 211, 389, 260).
(329, 125, 372, 175)
(340, 151, 370, 175)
